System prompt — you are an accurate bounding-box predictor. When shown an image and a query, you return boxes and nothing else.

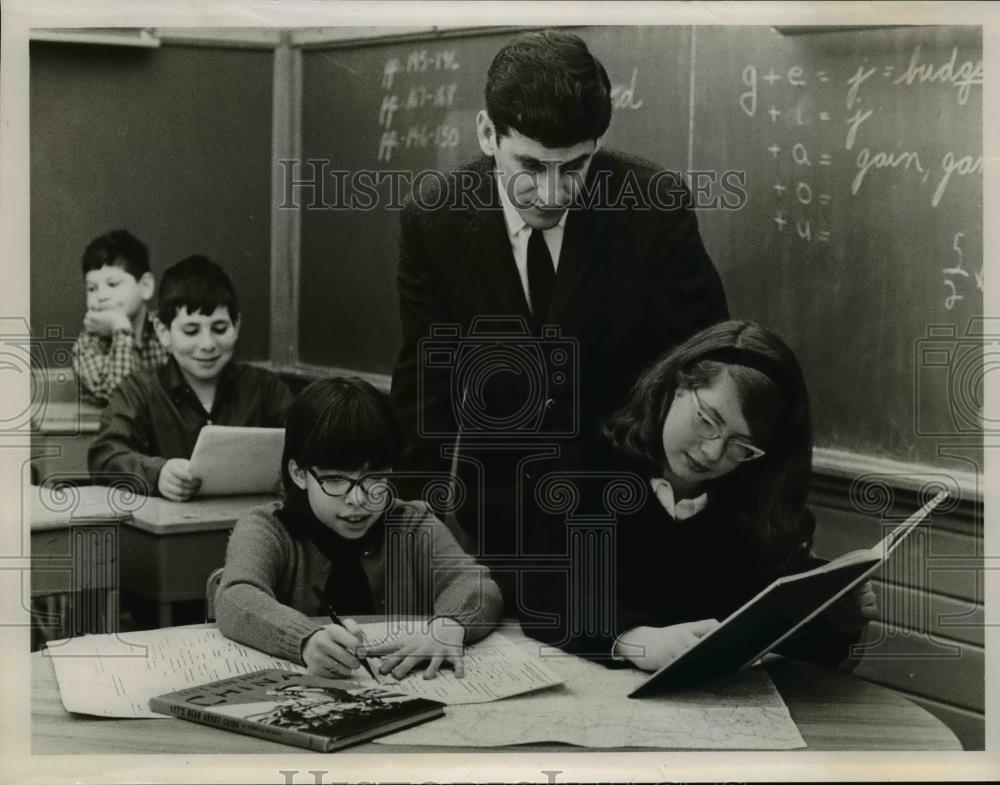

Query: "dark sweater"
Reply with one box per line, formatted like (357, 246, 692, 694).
(518, 443, 858, 668)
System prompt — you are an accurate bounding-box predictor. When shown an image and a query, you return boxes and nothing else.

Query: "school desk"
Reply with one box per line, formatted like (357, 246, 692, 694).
(30, 621, 961, 753)
(30, 484, 131, 643)
(120, 493, 279, 627)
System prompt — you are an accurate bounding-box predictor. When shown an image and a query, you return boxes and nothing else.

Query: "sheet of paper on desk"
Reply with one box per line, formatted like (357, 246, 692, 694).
(45, 627, 306, 718)
(377, 639, 805, 749)
(355, 622, 563, 704)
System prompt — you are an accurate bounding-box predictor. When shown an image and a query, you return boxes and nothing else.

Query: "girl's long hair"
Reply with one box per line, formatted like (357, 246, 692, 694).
(603, 320, 813, 573)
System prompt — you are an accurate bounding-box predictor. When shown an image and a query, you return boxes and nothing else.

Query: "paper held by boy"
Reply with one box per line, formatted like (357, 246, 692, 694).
(43, 621, 803, 749)
(187, 425, 285, 496)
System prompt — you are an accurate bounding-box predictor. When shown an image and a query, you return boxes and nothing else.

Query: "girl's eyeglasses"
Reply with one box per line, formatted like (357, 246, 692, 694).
(689, 388, 766, 462)
(307, 469, 393, 504)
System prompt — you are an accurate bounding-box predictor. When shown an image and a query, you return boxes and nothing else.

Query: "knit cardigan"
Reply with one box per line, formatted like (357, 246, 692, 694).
(216, 500, 504, 664)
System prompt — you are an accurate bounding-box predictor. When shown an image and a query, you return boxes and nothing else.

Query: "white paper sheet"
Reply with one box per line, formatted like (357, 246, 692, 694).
(187, 425, 285, 495)
(46, 627, 306, 718)
(354, 622, 563, 704)
(377, 638, 805, 749)
(45, 624, 562, 718)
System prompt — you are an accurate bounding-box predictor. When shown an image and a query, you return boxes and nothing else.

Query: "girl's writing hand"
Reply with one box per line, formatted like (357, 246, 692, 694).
(358, 617, 465, 680)
(615, 619, 720, 672)
(157, 458, 201, 501)
(302, 623, 363, 677)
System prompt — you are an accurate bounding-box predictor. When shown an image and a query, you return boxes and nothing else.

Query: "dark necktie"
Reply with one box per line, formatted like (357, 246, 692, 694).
(527, 228, 555, 331)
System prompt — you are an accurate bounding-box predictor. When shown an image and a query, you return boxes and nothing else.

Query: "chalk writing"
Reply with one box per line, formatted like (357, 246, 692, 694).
(846, 65, 876, 109)
(403, 124, 461, 150)
(406, 49, 460, 73)
(740, 66, 757, 116)
(404, 83, 458, 110)
(851, 148, 925, 195)
(611, 68, 644, 110)
(382, 58, 402, 90)
(941, 231, 982, 309)
(894, 46, 982, 105)
(768, 106, 781, 122)
(932, 152, 982, 208)
(844, 108, 872, 150)
(792, 143, 810, 166)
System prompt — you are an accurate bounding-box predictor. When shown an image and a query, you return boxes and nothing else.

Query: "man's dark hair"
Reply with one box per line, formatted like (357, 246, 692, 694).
(157, 254, 240, 327)
(81, 229, 150, 280)
(485, 29, 612, 148)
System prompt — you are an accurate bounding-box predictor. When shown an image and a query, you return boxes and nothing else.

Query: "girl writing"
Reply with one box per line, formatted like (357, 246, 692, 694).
(217, 377, 503, 680)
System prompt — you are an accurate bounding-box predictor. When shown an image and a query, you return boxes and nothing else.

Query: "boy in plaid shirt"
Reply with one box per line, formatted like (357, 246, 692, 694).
(71, 230, 168, 404)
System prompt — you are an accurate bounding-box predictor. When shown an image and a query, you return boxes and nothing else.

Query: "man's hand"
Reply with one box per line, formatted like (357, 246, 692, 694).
(83, 308, 132, 336)
(157, 458, 201, 501)
(615, 619, 720, 672)
(302, 624, 364, 677)
(359, 617, 466, 680)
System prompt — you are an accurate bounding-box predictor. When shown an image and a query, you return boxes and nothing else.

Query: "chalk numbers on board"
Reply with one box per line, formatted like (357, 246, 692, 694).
(941, 232, 983, 311)
(378, 50, 461, 163)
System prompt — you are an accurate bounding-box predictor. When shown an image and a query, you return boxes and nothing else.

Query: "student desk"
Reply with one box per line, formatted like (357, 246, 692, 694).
(30, 485, 131, 643)
(30, 622, 961, 753)
(120, 493, 279, 627)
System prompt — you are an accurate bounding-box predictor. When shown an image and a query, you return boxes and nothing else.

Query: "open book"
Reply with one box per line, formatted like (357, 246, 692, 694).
(188, 425, 285, 496)
(628, 491, 948, 697)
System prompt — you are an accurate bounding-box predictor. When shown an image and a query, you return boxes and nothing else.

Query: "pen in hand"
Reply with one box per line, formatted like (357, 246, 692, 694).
(311, 586, 380, 683)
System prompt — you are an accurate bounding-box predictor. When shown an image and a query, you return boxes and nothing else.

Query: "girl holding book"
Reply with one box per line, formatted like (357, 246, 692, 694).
(521, 320, 876, 671)
(216, 377, 503, 680)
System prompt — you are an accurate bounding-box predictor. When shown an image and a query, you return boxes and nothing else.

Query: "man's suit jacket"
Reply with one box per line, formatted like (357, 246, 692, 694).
(390, 149, 729, 555)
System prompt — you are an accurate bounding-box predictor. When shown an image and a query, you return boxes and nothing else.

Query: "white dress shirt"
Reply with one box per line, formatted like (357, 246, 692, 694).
(496, 173, 567, 312)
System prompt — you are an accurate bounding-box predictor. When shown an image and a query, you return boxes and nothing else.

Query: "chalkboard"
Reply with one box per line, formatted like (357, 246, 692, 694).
(30, 42, 275, 362)
(298, 26, 694, 373)
(690, 26, 982, 466)
(297, 25, 983, 469)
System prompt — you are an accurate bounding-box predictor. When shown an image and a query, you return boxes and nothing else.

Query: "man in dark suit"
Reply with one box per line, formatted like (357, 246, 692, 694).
(390, 29, 728, 604)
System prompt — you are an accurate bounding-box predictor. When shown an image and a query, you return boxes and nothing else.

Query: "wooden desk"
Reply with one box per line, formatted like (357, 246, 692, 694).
(30, 485, 132, 644)
(30, 628, 961, 753)
(121, 493, 279, 626)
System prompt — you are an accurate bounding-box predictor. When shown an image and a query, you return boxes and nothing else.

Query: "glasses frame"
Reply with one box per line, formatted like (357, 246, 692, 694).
(306, 468, 393, 501)
(689, 387, 766, 463)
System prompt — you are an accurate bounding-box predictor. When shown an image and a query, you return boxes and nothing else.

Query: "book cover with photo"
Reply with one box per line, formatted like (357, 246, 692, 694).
(149, 668, 444, 752)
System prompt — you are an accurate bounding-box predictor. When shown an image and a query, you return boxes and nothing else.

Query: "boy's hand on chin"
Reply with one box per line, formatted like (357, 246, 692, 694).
(158, 458, 201, 501)
(84, 308, 132, 335)
(360, 617, 466, 680)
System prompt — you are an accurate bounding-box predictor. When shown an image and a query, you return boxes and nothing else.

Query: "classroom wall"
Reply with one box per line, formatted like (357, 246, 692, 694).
(30, 40, 275, 363)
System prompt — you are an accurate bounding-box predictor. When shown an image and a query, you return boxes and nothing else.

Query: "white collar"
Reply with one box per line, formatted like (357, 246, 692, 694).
(649, 477, 708, 521)
(496, 170, 569, 238)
